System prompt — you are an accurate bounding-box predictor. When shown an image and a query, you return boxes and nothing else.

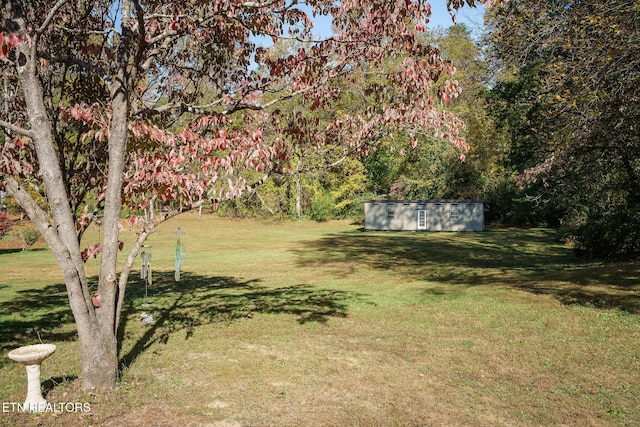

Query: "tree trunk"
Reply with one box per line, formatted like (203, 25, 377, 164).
(294, 158, 302, 220)
(295, 176, 302, 220)
(90, 0, 134, 389)
(10, 16, 126, 391)
(77, 325, 118, 390)
(5, 176, 119, 390)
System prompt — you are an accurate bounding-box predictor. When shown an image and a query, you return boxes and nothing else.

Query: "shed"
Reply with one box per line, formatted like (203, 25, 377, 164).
(364, 200, 484, 232)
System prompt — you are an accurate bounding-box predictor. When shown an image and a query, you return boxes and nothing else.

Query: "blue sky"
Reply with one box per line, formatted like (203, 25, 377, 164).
(252, 2, 486, 48)
(307, 2, 486, 39)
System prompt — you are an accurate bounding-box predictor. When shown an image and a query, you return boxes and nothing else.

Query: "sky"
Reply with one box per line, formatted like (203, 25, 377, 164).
(307, 2, 486, 39)
(253, 2, 487, 48)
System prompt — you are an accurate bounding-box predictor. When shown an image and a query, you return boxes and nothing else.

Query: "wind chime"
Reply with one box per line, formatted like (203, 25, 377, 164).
(140, 246, 152, 298)
(174, 227, 185, 281)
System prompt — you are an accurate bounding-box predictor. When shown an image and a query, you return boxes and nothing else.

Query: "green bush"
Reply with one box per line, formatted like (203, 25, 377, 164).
(561, 203, 640, 259)
(309, 191, 337, 222)
(21, 228, 41, 250)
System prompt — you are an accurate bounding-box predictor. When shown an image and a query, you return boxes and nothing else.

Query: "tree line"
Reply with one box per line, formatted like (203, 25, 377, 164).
(221, 1, 640, 259)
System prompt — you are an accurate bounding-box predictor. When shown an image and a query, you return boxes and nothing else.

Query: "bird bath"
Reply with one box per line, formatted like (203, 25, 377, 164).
(7, 344, 57, 412)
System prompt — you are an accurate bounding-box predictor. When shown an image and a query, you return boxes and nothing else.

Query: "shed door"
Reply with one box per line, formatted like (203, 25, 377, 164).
(417, 210, 427, 230)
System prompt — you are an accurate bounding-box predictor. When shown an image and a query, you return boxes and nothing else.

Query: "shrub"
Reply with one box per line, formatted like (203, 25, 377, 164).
(20, 228, 41, 250)
(309, 191, 337, 222)
(561, 202, 640, 259)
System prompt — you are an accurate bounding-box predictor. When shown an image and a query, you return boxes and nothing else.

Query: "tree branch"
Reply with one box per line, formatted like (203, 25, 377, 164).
(0, 118, 34, 138)
(2, 174, 96, 320)
(116, 223, 152, 330)
(39, 52, 108, 78)
(36, 0, 70, 35)
(241, 0, 283, 8)
(255, 190, 275, 215)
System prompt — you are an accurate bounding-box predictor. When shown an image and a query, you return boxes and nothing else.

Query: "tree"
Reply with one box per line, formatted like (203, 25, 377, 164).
(485, 0, 640, 256)
(0, 0, 492, 390)
(362, 23, 508, 205)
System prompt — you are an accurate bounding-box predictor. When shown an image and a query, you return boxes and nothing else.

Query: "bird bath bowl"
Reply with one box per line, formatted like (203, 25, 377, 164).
(7, 344, 57, 412)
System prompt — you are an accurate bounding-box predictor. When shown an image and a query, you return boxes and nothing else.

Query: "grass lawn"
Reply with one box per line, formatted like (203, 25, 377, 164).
(1, 212, 639, 426)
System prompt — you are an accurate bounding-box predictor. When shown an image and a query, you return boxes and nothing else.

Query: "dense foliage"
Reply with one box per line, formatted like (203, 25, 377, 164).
(226, 0, 640, 260)
(485, 0, 640, 258)
(223, 24, 506, 220)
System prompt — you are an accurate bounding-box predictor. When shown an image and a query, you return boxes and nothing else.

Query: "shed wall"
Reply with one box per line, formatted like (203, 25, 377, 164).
(364, 200, 484, 232)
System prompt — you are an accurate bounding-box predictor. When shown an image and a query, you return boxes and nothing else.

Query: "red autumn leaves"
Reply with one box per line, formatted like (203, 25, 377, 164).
(0, 33, 20, 58)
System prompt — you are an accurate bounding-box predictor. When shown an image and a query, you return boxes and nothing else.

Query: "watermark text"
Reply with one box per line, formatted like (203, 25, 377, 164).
(2, 402, 91, 413)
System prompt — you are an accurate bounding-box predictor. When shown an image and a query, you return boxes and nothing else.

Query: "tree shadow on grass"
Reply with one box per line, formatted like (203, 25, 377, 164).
(294, 228, 640, 313)
(42, 374, 79, 397)
(117, 271, 362, 371)
(0, 282, 76, 365)
(1, 270, 361, 375)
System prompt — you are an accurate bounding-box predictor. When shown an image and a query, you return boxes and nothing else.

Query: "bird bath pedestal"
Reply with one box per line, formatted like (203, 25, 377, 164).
(7, 344, 57, 412)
